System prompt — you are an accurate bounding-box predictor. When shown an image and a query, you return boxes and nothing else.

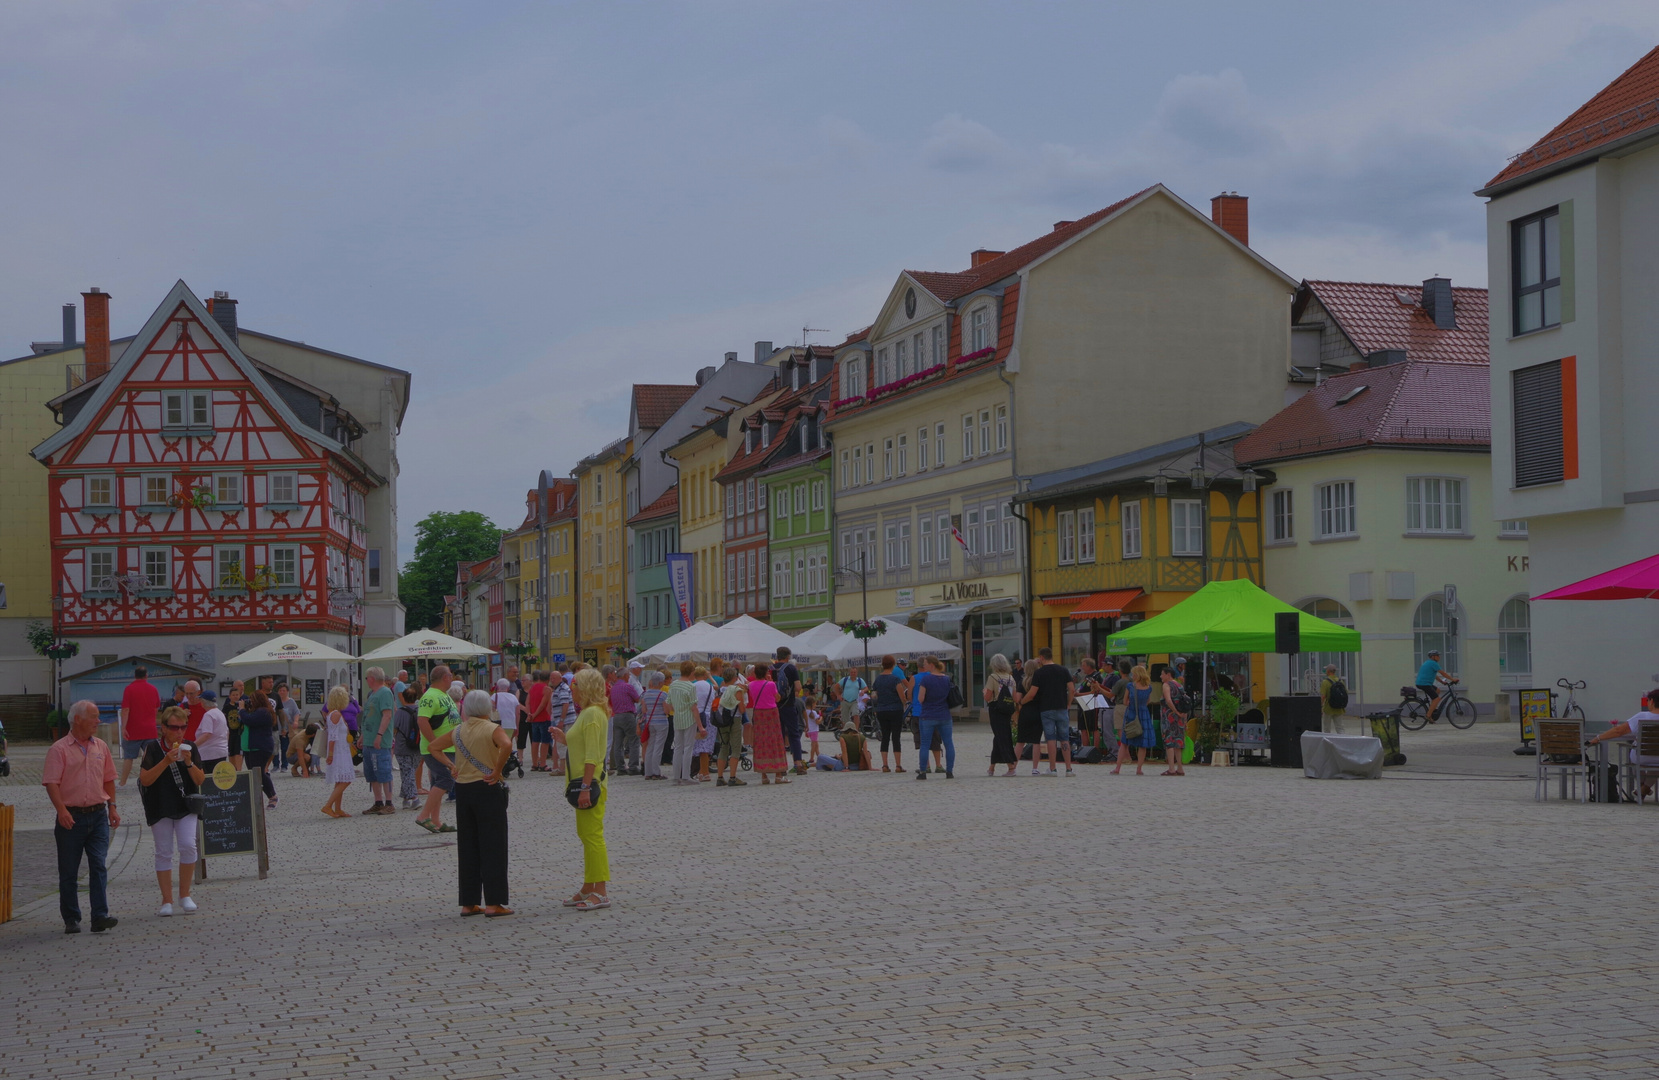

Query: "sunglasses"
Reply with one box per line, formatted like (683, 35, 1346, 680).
(163, 724, 187, 732)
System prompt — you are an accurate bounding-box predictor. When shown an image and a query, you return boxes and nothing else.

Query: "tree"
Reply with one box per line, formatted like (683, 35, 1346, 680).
(399, 510, 506, 632)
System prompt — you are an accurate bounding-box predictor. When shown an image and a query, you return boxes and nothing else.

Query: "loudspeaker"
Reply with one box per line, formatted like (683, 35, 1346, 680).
(1075, 745, 1105, 764)
(1268, 695, 1322, 768)
(1274, 611, 1301, 654)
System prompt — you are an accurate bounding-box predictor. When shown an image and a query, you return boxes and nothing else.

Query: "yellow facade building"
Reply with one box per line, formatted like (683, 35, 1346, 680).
(574, 438, 629, 662)
(1018, 424, 1268, 700)
(663, 419, 732, 622)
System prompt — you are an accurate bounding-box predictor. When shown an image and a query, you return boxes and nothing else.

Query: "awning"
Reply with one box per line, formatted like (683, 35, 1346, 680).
(924, 597, 1019, 629)
(1068, 588, 1144, 620)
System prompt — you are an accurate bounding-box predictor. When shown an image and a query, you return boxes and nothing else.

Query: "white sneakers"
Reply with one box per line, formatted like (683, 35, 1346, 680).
(180, 896, 198, 913)
(158, 903, 173, 917)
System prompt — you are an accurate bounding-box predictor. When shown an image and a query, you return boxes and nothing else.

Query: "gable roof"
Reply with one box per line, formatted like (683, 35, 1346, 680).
(627, 483, 679, 525)
(30, 280, 355, 465)
(1233, 361, 1490, 467)
(632, 384, 699, 431)
(1302, 280, 1489, 365)
(1482, 45, 1659, 194)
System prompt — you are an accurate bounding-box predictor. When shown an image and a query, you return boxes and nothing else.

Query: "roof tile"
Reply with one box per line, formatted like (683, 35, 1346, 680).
(633, 384, 698, 430)
(1486, 45, 1659, 189)
(1306, 280, 1489, 365)
(627, 484, 679, 525)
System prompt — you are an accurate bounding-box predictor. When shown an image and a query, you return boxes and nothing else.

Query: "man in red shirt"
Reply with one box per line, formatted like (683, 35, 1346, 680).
(524, 670, 552, 772)
(182, 680, 207, 742)
(118, 666, 161, 786)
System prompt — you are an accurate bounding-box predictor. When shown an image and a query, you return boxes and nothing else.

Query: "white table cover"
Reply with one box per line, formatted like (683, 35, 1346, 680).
(1300, 732, 1384, 779)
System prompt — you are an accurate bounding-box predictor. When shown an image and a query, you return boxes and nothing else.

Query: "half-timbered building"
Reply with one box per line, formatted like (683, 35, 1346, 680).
(30, 281, 399, 682)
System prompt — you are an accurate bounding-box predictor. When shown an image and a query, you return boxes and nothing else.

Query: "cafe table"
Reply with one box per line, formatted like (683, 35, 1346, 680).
(1589, 733, 1636, 803)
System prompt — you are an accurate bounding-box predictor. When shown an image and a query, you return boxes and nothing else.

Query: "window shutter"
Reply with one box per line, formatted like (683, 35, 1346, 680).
(1512, 360, 1563, 487)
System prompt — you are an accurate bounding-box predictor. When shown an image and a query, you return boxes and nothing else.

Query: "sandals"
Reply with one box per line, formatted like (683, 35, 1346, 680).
(416, 819, 439, 833)
(574, 895, 610, 911)
(484, 907, 514, 918)
(562, 893, 591, 907)
(460, 906, 484, 917)
(881, 765, 891, 773)
(773, 776, 791, 784)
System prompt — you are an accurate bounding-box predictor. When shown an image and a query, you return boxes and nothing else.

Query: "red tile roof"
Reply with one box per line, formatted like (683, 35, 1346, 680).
(627, 484, 679, 525)
(1233, 361, 1490, 466)
(905, 187, 1154, 300)
(1485, 45, 1659, 190)
(633, 384, 698, 430)
(1304, 280, 1489, 365)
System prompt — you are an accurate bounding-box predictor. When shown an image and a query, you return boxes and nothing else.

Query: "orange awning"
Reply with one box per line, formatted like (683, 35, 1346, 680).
(1069, 588, 1144, 620)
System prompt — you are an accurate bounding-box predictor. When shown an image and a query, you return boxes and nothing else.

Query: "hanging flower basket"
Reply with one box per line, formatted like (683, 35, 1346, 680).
(44, 640, 80, 661)
(614, 646, 641, 660)
(503, 639, 537, 658)
(842, 619, 887, 641)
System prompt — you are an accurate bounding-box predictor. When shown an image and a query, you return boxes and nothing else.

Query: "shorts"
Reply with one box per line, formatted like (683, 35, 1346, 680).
(1040, 709, 1070, 743)
(425, 753, 456, 793)
(1416, 684, 1437, 698)
(715, 720, 744, 763)
(529, 721, 553, 745)
(361, 746, 393, 783)
(1079, 709, 1101, 734)
(122, 738, 146, 760)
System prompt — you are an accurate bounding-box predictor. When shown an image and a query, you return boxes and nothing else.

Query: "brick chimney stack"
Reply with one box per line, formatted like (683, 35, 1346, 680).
(1210, 192, 1249, 246)
(81, 288, 111, 379)
(970, 248, 1006, 267)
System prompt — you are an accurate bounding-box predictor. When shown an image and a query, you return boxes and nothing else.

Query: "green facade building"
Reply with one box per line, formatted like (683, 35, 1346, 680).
(762, 445, 833, 631)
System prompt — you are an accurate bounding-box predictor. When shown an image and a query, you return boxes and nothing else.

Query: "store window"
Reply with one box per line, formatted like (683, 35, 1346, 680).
(1413, 595, 1459, 677)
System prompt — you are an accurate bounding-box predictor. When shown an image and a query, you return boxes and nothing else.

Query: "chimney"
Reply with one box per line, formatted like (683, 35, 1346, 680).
(81, 288, 110, 379)
(61, 304, 76, 351)
(207, 290, 238, 343)
(754, 340, 773, 365)
(1365, 348, 1407, 368)
(1052, 220, 1075, 232)
(1210, 192, 1249, 246)
(1420, 277, 1456, 329)
(970, 249, 1005, 268)
(724, 351, 738, 364)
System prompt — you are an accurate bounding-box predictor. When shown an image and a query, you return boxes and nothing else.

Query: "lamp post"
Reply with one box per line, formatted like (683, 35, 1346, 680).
(50, 592, 64, 717)
(835, 550, 872, 677)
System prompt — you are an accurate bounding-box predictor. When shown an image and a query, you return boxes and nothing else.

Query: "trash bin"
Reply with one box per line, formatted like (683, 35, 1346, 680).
(1367, 710, 1407, 766)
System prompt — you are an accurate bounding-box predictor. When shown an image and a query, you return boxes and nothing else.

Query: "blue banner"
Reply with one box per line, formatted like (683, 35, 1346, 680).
(666, 553, 694, 629)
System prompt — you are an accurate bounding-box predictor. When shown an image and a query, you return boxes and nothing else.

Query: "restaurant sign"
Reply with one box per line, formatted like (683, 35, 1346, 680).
(938, 581, 991, 602)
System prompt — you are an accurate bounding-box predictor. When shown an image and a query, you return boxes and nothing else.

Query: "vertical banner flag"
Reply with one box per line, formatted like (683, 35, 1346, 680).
(666, 553, 695, 629)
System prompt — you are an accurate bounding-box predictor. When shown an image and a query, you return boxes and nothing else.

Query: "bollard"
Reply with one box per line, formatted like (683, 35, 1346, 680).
(0, 802, 13, 923)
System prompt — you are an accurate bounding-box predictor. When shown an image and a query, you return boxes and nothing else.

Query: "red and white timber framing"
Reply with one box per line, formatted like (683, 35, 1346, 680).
(34, 282, 377, 638)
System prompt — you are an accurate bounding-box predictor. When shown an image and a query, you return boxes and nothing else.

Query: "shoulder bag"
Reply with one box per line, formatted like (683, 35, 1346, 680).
(452, 728, 509, 806)
(1122, 689, 1145, 741)
(566, 769, 605, 809)
(160, 741, 207, 817)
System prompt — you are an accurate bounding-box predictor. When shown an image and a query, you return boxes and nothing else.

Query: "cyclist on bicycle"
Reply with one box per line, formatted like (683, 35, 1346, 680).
(1414, 650, 1457, 721)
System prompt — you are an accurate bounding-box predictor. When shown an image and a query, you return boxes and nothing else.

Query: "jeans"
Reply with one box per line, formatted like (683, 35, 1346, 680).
(608, 712, 639, 773)
(915, 717, 956, 773)
(56, 806, 110, 926)
(243, 750, 278, 799)
(671, 725, 697, 780)
(455, 781, 509, 908)
(643, 720, 670, 778)
(395, 750, 421, 801)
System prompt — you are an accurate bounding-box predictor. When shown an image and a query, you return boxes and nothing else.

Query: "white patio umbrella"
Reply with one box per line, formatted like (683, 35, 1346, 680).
(358, 628, 493, 663)
(819, 618, 962, 667)
(715, 615, 829, 663)
(635, 620, 731, 663)
(222, 632, 357, 701)
(791, 621, 847, 660)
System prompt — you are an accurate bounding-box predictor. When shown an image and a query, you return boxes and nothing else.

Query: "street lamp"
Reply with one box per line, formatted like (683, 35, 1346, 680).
(835, 550, 873, 678)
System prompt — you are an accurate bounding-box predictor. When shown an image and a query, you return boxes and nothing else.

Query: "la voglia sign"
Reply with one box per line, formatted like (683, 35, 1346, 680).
(938, 581, 991, 602)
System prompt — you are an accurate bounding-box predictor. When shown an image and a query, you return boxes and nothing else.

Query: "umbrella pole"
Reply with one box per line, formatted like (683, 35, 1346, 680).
(1202, 650, 1208, 710)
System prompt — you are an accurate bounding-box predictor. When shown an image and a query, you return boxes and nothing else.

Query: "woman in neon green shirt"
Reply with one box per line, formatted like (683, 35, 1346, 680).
(557, 667, 611, 910)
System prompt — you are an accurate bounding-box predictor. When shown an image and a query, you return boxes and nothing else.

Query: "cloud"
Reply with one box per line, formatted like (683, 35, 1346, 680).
(920, 113, 1012, 172)
(1150, 69, 1285, 159)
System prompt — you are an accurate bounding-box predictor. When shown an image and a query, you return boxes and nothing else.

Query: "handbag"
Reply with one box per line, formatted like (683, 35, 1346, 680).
(565, 769, 605, 809)
(987, 676, 1016, 718)
(946, 679, 965, 710)
(165, 743, 207, 816)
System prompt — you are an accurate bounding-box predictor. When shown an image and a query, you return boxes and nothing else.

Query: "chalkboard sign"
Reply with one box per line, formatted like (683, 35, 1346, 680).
(305, 679, 326, 705)
(199, 771, 256, 857)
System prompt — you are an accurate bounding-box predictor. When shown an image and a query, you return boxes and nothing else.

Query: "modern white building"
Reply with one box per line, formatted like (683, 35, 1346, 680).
(1479, 45, 1659, 718)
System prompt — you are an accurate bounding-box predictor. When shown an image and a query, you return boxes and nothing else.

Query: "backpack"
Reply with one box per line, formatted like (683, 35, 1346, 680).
(1326, 679, 1349, 712)
(775, 665, 796, 707)
(396, 705, 420, 755)
(1166, 684, 1191, 715)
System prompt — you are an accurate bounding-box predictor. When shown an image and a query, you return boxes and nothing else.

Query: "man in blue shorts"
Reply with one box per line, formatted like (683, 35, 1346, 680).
(1416, 649, 1447, 720)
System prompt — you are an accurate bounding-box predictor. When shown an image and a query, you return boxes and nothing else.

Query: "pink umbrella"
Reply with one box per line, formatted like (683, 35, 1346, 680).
(1535, 553, 1659, 600)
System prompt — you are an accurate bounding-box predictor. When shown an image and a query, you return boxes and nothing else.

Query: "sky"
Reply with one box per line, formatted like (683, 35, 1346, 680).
(3, 1, 1655, 565)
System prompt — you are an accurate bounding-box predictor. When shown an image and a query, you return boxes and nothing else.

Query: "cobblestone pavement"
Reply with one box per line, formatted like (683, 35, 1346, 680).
(1, 724, 1654, 1079)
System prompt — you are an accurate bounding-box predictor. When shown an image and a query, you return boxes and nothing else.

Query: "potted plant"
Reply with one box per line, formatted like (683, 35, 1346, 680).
(1187, 688, 1240, 763)
(841, 619, 887, 642)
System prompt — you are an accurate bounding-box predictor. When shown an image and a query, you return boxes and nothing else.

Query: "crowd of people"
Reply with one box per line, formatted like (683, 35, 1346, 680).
(43, 644, 1211, 933)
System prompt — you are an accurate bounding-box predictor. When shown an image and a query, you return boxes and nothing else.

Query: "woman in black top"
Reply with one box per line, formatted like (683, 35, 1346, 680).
(240, 690, 280, 809)
(139, 705, 206, 916)
(869, 655, 910, 773)
(1014, 658, 1045, 774)
(983, 653, 1020, 776)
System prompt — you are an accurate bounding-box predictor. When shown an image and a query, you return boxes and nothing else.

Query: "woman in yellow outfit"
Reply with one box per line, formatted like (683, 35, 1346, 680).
(558, 667, 611, 910)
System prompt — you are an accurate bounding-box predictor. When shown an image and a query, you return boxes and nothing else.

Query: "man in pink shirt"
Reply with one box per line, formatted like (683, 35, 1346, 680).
(118, 665, 161, 786)
(42, 700, 121, 933)
(605, 664, 642, 775)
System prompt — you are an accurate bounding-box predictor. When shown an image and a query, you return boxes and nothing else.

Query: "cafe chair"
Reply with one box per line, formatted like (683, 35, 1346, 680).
(1534, 719, 1586, 803)
(1630, 722, 1659, 806)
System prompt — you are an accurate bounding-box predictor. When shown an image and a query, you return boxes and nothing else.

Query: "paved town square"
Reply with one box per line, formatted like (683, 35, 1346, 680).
(3, 724, 1652, 1080)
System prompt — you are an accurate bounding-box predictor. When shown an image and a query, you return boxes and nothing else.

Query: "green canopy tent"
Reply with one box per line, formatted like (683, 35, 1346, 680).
(1106, 578, 1361, 707)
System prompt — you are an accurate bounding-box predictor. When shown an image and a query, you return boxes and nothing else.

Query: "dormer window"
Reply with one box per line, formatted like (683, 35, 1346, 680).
(745, 428, 754, 454)
(761, 421, 772, 448)
(791, 363, 800, 391)
(843, 356, 867, 398)
(968, 306, 992, 352)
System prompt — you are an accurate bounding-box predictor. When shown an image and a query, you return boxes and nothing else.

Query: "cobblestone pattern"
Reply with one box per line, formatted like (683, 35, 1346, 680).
(0, 726, 1654, 1079)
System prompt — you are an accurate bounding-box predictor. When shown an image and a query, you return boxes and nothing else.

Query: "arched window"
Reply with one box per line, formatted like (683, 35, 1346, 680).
(1413, 596, 1459, 675)
(1498, 597, 1531, 684)
(1294, 597, 1357, 694)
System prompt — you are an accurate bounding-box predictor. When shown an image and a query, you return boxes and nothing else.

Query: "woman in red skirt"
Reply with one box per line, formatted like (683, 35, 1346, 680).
(748, 662, 791, 785)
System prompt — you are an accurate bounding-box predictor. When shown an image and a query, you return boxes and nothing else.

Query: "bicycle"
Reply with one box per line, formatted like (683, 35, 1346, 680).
(1554, 678, 1587, 720)
(1398, 678, 1476, 730)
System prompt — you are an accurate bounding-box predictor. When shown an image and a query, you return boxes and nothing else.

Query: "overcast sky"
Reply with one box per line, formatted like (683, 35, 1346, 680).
(3, 1, 1654, 563)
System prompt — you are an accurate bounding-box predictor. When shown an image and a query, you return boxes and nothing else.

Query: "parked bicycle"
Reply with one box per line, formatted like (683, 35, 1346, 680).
(1553, 678, 1587, 720)
(1398, 678, 1475, 729)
